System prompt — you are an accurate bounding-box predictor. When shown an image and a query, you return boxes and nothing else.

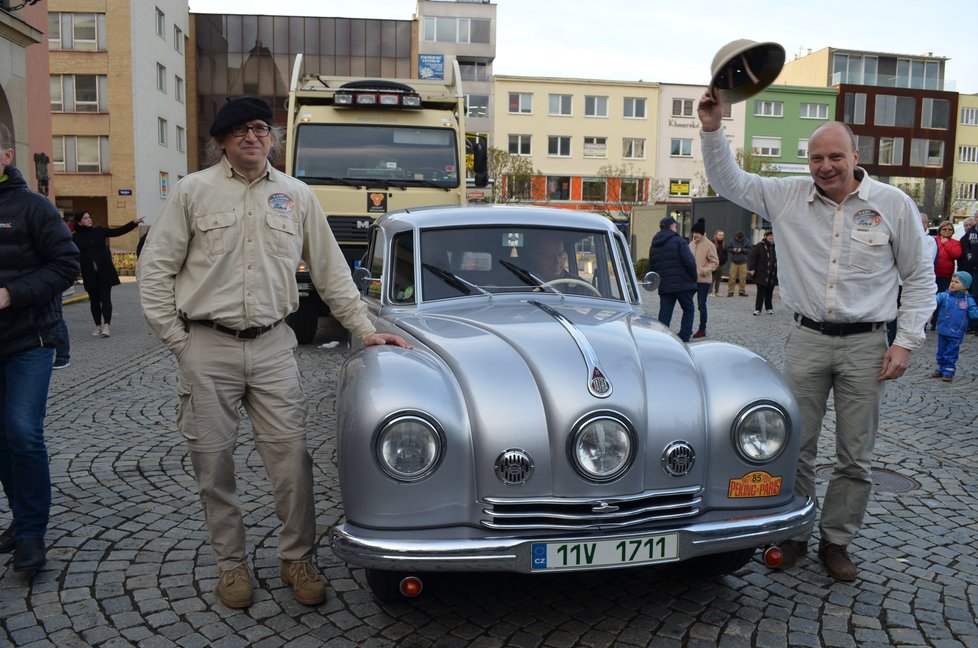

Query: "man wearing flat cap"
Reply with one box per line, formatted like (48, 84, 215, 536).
(137, 97, 409, 608)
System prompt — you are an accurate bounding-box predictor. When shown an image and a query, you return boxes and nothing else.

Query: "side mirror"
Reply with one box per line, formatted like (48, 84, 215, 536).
(641, 271, 660, 292)
(352, 266, 372, 294)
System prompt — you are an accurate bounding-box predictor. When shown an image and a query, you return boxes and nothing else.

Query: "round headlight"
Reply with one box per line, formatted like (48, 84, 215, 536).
(571, 415, 633, 482)
(376, 414, 442, 481)
(733, 403, 788, 463)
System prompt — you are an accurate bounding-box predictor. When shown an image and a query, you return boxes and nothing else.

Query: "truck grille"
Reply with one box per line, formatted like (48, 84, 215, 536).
(481, 487, 702, 531)
(328, 215, 374, 244)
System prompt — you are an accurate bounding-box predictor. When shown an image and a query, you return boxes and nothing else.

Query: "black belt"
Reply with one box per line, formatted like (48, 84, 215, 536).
(190, 318, 284, 339)
(793, 313, 884, 337)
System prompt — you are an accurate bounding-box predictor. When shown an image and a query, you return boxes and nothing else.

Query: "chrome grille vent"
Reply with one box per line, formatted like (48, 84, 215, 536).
(494, 449, 534, 485)
(662, 441, 696, 477)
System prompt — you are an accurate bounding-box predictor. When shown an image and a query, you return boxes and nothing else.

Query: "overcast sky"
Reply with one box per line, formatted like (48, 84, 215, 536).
(188, 0, 978, 94)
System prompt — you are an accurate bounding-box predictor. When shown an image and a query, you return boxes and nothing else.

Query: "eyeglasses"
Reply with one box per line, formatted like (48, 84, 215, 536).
(228, 124, 271, 138)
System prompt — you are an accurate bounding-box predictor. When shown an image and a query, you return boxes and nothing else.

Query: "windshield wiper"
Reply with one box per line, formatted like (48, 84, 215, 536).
(421, 263, 491, 298)
(498, 259, 561, 295)
(386, 179, 452, 191)
(299, 176, 368, 188)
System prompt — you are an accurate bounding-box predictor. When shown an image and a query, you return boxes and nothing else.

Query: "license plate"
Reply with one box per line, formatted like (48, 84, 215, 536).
(530, 533, 679, 571)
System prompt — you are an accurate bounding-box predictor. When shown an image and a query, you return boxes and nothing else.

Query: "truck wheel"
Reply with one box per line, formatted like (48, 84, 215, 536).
(289, 304, 319, 344)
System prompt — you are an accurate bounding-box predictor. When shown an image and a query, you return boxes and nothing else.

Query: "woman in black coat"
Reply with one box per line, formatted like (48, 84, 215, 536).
(73, 211, 143, 337)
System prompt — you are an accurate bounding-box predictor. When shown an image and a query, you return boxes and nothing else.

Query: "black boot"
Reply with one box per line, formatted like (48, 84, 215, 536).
(13, 537, 46, 572)
(0, 524, 13, 553)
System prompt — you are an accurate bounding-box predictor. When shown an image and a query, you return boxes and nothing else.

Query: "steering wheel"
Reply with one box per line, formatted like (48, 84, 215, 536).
(542, 277, 601, 296)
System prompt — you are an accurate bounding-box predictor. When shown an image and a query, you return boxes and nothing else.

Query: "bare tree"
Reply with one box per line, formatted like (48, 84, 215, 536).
(488, 147, 538, 204)
(583, 162, 660, 218)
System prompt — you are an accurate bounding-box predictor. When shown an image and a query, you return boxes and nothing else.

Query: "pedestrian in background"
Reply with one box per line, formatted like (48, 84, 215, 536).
(930, 220, 961, 331)
(887, 212, 937, 345)
(726, 231, 750, 297)
(749, 230, 778, 315)
(958, 215, 978, 334)
(711, 229, 728, 296)
(73, 210, 143, 338)
(689, 218, 718, 338)
(138, 96, 409, 609)
(0, 121, 80, 574)
(648, 215, 697, 342)
(699, 92, 934, 582)
(930, 271, 978, 382)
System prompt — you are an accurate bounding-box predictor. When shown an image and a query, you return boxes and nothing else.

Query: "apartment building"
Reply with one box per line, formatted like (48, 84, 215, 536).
(743, 85, 838, 176)
(779, 47, 958, 220)
(48, 0, 188, 248)
(493, 75, 658, 222)
(953, 94, 978, 218)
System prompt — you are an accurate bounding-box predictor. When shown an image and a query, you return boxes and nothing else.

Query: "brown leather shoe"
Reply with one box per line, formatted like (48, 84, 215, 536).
(818, 542, 857, 581)
(772, 540, 808, 570)
(281, 560, 327, 605)
(216, 565, 253, 608)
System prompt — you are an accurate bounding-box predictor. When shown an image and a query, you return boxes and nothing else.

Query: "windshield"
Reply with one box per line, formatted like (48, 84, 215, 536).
(293, 123, 460, 187)
(409, 226, 627, 302)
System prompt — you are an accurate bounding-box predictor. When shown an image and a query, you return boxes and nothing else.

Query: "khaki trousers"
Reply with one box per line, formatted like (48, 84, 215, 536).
(176, 322, 314, 570)
(727, 262, 748, 296)
(781, 323, 888, 546)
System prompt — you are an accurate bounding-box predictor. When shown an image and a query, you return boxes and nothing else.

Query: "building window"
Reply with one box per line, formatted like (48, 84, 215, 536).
(73, 13, 98, 50)
(157, 64, 167, 93)
(158, 118, 168, 146)
(508, 92, 532, 114)
(844, 93, 867, 125)
(584, 96, 608, 117)
(921, 98, 950, 129)
(423, 16, 490, 44)
(672, 99, 694, 117)
(754, 101, 783, 117)
(878, 137, 904, 166)
(855, 135, 875, 164)
(669, 179, 691, 197)
(50, 75, 107, 112)
(623, 138, 645, 159)
(548, 136, 571, 157)
(956, 182, 978, 200)
(959, 145, 978, 164)
(506, 175, 532, 201)
(910, 138, 944, 166)
(797, 139, 809, 158)
(546, 176, 571, 200)
(466, 94, 488, 118)
(896, 58, 940, 90)
(508, 134, 531, 156)
(620, 178, 645, 203)
(176, 125, 185, 152)
(548, 94, 572, 116)
(751, 136, 781, 157)
(74, 75, 99, 112)
(173, 25, 183, 53)
(799, 103, 828, 119)
(52, 135, 107, 174)
(832, 53, 877, 85)
(51, 137, 66, 173)
(962, 107, 978, 126)
(670, 138, 693, 157)
(175, 76, 185, 103)
(623, 97, 646, 119)
(155, 7, 165, 37)
(459, 62, 489, 82)
(875, 95, 915, 127)
(49, 12, 104, 51)
(583, 136, 607, 158)
(48, 13, 61, 49)
(582, 178, 606, 202)
(50, 77, 64, 112)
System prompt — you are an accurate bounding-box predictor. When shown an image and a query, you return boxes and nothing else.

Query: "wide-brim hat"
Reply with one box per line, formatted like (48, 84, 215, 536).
(709, 40, 786, 104)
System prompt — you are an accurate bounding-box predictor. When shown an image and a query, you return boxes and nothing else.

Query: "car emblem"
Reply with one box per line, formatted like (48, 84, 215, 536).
(495, 449, 534, 485)
(661, 441, 696, 477)
(590, 368, 610, 395)
(591, 501, 619, 513)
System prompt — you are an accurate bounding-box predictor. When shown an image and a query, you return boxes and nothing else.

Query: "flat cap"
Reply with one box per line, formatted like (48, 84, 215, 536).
(209, 96, 273, 137)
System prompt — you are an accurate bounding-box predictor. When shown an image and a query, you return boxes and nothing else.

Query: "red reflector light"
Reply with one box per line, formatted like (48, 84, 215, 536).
(399, 576, 423, 597)
(763, 546, 783, 568)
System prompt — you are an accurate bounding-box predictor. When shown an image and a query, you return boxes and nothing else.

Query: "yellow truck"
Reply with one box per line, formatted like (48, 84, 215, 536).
(285, 54, 488, 342)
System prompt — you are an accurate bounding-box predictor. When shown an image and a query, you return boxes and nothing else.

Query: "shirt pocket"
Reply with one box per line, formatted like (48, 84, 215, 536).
(194, 211, 236, 257)
(847, 229, 890, 272)
(263, 211, 300, 259)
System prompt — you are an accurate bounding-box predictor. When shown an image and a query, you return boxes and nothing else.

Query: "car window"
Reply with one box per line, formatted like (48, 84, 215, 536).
(390, 232, 416, 304)
(365, 229, 385, 301)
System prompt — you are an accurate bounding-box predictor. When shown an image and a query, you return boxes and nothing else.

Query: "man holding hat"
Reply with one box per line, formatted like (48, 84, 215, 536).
(648, 215, 697, 342)
(138, 97, 409, 608)
(697, 90, 934, 582)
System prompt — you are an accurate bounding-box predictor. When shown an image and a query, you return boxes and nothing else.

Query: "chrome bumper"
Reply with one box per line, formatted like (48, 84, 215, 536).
(330, 497, 816, 573)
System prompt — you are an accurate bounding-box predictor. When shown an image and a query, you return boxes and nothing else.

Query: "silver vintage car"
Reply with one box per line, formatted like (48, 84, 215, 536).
(331, 205, 815, 601)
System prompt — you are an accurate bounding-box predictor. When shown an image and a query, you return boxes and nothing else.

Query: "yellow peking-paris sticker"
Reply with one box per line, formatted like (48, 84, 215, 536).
(728, 471, 782, 498)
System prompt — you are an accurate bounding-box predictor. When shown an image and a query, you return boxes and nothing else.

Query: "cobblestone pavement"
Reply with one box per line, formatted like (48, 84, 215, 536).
(2, 281, 977, 647)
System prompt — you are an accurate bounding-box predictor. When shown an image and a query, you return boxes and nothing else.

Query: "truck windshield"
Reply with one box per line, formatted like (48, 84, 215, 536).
(293, 124, 460, 187)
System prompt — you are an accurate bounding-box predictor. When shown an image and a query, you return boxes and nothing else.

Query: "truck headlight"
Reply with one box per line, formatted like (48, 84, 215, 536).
(571, 414, 633, 482)
(732, 402, 788, 463)
(376, 414, 443, 481)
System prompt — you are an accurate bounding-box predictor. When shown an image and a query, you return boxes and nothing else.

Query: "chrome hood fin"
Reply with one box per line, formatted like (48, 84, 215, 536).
(529, 300, 612, 398)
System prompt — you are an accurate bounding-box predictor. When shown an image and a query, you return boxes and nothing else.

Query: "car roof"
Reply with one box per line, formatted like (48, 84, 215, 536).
(375, 205, 619, 233)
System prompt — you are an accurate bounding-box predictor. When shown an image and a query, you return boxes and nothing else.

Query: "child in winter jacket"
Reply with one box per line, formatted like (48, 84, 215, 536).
(931, 271, 978, 382)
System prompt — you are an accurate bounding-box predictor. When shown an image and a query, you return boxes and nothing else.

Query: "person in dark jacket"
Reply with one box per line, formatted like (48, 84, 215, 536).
(726, 231, 750, 297)
(73, 210, 142, 337)
(0, 122, 80, 574)
(711, 230, 728, 296)
(749, 230, 778, 315)
(648, 216, 697, 341)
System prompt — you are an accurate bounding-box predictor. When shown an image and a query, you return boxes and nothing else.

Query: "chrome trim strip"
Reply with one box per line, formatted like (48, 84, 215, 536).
(529, 300, 612, 398)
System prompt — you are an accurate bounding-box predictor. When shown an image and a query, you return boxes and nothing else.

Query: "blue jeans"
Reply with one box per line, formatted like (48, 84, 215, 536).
(936, 333, 962, 377)
(54, 301, 70, 363)
(695, 283, 710, 332)
(0, 346, 55, 539)
(657, 290, 695, 342)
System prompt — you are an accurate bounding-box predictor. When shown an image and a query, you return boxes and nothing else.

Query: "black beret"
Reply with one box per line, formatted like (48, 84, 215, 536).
(209, 96, 273, 137)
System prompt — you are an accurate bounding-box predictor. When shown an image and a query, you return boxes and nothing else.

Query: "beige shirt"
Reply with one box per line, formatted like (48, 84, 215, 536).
(138, 156, 374, 351)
